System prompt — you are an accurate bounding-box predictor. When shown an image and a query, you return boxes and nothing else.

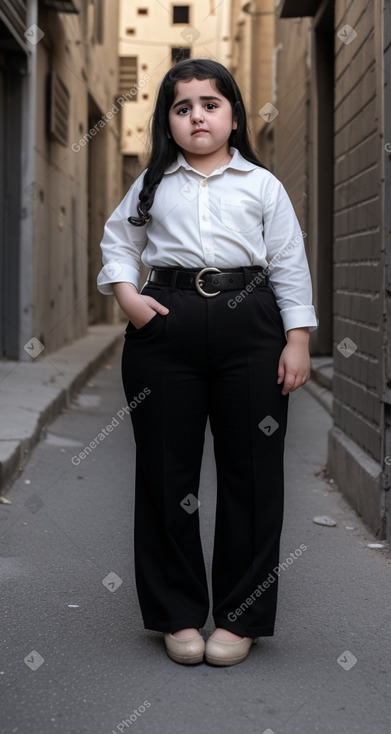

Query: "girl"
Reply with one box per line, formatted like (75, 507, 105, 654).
(97, 59, 317, 667)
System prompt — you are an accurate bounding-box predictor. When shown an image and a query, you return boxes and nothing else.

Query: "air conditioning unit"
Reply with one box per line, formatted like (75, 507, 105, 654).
(42, 0, 81, 13)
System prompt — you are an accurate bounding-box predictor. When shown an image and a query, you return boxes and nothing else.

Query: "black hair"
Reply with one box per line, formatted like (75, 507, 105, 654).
(128, 58, 267, 226)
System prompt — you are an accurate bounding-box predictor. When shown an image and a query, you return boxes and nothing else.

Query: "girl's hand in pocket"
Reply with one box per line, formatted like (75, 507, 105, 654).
(112, 282, 169, 329)
(277, 327, 311, 396)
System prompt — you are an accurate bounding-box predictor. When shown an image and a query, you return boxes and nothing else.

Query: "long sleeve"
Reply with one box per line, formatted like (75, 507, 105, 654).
(262, 177, 318, 335)
(97, 171, 148, 294)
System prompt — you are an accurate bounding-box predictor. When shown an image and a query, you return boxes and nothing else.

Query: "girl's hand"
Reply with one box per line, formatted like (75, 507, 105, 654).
(277, 327, 311, 396)
(112, 282, 169, 329)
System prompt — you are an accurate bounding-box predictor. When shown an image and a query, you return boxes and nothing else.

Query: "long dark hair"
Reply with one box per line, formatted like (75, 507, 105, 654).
(128, 58, 267, 226)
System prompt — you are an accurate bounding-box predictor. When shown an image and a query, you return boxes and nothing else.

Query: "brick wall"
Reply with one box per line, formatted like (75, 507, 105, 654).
(333, 0, 384, 463)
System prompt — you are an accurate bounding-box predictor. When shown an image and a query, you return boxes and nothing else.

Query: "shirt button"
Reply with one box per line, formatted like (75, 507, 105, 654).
(202, 215, 209, 221)
(200, 179, 207, 187)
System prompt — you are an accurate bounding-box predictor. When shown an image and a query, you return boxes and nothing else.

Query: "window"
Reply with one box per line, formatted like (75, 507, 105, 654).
(47, 71, 70, 146)
(137, 7, 148, 13)
(119, 57, 138, 99)
(93, 0, 104, 44)
(171, 47, 191, 63)
(173, 5, 189, 23)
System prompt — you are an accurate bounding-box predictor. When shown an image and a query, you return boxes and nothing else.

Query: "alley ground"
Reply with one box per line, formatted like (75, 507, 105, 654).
(1, 342, 390, 734)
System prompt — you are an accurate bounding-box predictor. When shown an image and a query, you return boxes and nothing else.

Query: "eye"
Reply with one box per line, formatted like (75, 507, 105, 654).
(205, 103, 217, 110)
(177, 106, 190, 115)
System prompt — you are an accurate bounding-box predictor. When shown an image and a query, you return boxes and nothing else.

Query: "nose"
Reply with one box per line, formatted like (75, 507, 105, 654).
(190, 105, 204, 123)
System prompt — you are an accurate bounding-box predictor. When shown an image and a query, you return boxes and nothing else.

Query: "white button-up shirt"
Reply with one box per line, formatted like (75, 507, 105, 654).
(97, 146, 318, 335)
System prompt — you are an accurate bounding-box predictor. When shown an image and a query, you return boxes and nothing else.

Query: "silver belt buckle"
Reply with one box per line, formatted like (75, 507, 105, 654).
(195, 267, 221, 297)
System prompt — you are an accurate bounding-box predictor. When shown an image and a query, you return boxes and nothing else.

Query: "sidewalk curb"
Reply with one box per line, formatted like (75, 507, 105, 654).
(309, 356, 333, 416)
(305, 378, 333, 416)
(0, 324, 124, 495)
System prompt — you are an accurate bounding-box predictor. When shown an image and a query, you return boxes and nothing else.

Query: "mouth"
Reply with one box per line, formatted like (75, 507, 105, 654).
(192, 129, 208, 135)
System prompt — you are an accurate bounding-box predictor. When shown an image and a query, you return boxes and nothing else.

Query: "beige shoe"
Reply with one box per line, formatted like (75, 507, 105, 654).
(205, 634, 259, 666)
(163, 631, 205, 665)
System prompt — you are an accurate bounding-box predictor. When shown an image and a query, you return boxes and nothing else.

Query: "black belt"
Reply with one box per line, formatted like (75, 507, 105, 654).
(147, 266, 269, 297)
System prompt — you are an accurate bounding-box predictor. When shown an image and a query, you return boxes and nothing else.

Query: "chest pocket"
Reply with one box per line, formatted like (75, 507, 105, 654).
(220, 197, 262, 234)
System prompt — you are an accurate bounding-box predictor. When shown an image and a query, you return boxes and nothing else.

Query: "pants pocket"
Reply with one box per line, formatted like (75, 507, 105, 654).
(125, 285, 169, 336)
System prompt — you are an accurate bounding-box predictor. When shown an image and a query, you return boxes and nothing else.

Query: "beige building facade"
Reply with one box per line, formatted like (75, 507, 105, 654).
(118, 0, 233, 187)
(116, 0, 235, 285)
(0, 0, 121, 359)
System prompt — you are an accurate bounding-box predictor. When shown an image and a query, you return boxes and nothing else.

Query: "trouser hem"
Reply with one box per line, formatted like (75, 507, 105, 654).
(212, 618, 275, 637)
(142, 619, 209, 634)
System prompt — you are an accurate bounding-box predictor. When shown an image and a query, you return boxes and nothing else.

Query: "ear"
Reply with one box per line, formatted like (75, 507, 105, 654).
(167, 129, 172, 139)
(232, 118, 238, 130)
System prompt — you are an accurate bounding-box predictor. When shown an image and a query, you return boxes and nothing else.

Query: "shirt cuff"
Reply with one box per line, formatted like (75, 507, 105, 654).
(280, 306, 318, 337)
(97, 261, 140, 295)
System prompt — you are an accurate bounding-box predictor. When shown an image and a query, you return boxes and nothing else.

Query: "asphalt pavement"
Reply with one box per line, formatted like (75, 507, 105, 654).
(1, 342, 391, 734)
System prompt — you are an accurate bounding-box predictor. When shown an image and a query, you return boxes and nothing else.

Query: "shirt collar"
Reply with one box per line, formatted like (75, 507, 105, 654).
(164, 147, 260, 176)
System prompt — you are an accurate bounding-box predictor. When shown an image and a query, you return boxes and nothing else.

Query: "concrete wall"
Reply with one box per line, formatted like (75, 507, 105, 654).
(28, 0, 121, 354)
(33, 13, 88, 351)
(229, 0, 275, 156)
(270, 16, 311, 230)
(229, 0, 253, 120)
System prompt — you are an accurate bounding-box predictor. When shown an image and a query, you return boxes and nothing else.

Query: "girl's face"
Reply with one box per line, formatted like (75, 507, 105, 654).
(168, 77, 237, 164)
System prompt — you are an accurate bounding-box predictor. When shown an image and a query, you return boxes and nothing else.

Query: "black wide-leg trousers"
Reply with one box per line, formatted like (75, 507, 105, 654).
(121, 269, 289, 638)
